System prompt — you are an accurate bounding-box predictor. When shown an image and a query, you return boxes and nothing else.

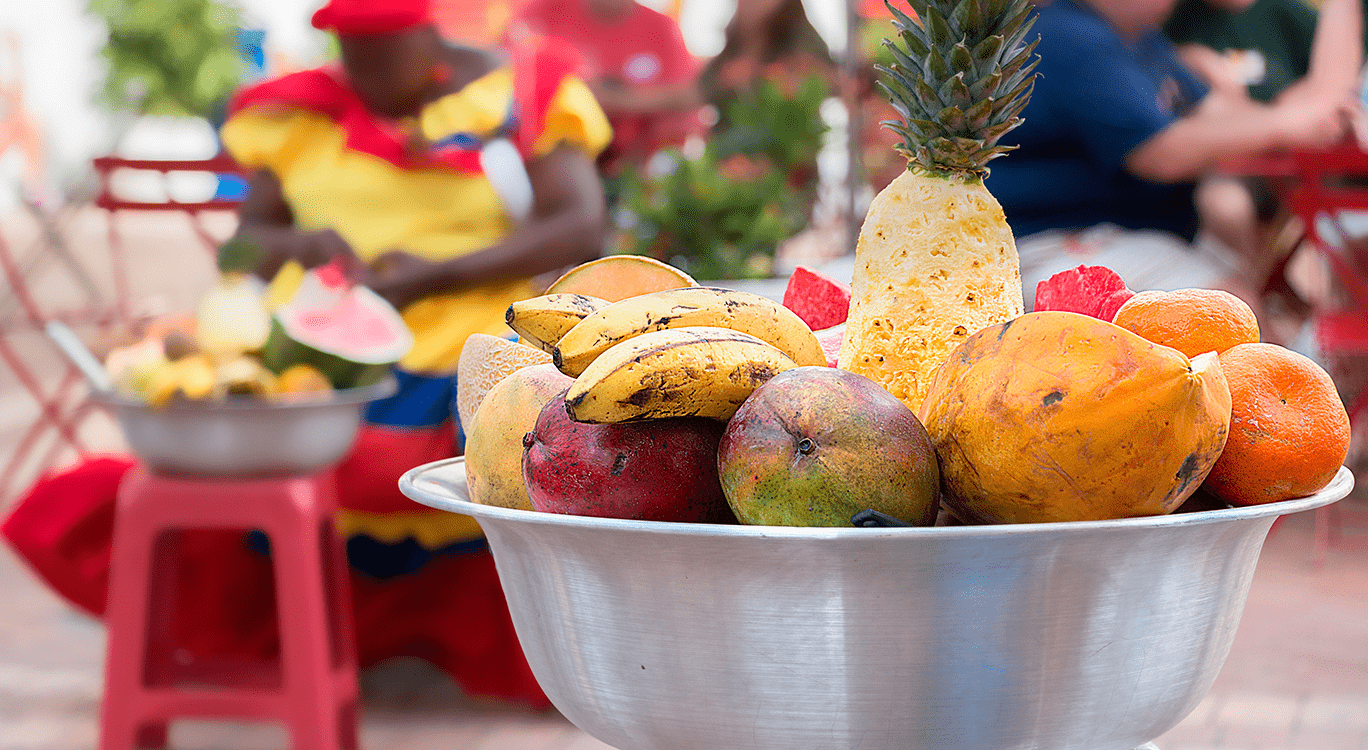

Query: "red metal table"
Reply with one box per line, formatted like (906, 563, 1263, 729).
(1222, 141, 1368, 566)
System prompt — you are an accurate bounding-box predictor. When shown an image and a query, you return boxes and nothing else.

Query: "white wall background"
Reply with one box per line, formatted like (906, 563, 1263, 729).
(0, 0, 848, 213)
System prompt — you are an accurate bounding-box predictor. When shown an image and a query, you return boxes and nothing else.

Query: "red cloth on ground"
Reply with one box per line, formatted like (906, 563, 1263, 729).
(0, 456, 548, 709)
(1, 455, 128, 616)
(512, 0, 699, 167)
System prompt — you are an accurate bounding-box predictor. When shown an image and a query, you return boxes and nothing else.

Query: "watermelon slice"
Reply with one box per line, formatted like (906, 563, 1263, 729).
(1033, 265, 1136, 322)
(261, 265, 413, 389)
(782, 266, 851, 332)
(814, 323, 845, 368)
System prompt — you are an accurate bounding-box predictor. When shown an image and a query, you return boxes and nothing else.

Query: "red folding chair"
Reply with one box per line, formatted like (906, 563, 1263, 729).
(92, 154, 247, 320)
(0, 228, 112, 503)
(1270, 144, 1368, 567)
(0, 156, 247, 504)
(1281, 145, 1368, 399)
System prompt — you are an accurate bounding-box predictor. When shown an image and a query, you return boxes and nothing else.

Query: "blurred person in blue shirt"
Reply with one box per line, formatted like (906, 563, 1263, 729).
(986, 0, 1355, 323)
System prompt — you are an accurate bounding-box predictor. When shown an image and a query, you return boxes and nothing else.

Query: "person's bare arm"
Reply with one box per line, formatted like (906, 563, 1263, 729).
(591, 78, 704, 114)
(1306, 0, 1364, 95)
(1125, 87, 1355, 183)
(1175, 43, 1247, 96)
(231, 169, 357, 279)
(365, 145, 606, 309)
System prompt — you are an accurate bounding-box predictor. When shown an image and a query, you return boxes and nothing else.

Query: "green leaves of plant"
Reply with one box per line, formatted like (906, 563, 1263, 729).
(878, 0, 1041, 175)
(89, 0, 246, 118)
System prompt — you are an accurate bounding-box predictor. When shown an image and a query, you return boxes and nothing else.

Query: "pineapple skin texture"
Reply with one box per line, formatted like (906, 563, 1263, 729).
(837, 169, 1024, 413)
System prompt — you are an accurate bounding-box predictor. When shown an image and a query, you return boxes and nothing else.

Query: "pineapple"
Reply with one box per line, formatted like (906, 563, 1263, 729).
(838, 0, 1038, 413)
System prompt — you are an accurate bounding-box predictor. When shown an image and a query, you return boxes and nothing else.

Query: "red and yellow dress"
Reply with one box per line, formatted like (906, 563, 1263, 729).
(2, 39, 609, 709)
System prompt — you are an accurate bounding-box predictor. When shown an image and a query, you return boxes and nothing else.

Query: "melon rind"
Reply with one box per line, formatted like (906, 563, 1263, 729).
(262, 285, 413, 390)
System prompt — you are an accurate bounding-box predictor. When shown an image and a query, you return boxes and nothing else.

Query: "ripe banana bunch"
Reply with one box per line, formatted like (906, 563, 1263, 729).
(554, 286, 826, 377)
(565, 326, 799, 423)
(505, 293, 609, 353)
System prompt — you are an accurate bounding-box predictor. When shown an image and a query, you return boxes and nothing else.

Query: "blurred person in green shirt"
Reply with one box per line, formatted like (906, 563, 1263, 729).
(1163, 0, 1365, 337)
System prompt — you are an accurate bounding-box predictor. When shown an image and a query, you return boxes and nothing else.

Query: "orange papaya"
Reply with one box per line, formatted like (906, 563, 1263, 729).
(916, 311, 1232, 523)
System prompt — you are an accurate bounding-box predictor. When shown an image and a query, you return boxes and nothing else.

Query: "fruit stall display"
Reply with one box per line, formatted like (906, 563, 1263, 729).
(399, 0, 1355, 745)
(459, 253, 1350, 527)
(103, 258, 413, 408)
(450, 0, 1351, 527)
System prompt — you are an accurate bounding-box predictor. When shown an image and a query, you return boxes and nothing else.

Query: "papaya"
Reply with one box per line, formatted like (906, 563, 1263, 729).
(916, 311, 1232, 524)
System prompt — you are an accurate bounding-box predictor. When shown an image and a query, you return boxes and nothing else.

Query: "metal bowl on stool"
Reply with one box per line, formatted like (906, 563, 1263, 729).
(401, 458, 1354, 750)
(96, 378, 396, 476)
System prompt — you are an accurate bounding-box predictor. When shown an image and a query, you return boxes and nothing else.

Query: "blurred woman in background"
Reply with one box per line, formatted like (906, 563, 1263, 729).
(3, 0, 611, 710)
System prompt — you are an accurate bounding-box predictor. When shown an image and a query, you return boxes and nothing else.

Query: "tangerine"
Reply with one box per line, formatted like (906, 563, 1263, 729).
(1112, 288, 1260, 358)
(1203, 343, 1351, 506)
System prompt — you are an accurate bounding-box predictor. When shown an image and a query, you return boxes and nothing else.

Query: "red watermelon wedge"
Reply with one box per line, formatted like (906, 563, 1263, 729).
(783, 266, 851, 332)
(1033, 265, 1136, 322)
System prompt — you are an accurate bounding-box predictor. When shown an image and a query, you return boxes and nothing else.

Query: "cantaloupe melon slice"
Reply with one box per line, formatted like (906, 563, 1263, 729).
(546, 255, 697, 302)
(456, 334, 553, 432)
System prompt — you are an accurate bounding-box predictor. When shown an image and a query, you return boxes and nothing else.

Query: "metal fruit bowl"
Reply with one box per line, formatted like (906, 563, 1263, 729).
(95, 378, 396, 476)
(401, 458, 1354, 750)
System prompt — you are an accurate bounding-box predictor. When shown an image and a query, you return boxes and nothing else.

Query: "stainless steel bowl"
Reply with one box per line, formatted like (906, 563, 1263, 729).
(401, 458, 1354, 750)
(96, 378, 396, 476)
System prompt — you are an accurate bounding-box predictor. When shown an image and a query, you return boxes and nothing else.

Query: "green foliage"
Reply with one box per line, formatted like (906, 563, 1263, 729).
(879, 0, 1039, 175)
(88, 0, 246, 118)
(616, 151, 802, 281)
(709, 65, 831, 182)
(615, 66, 832, 280)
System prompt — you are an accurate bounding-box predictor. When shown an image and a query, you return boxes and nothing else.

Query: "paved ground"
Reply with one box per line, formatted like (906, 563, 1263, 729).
(1, 207, 1366, 749)
(1, 493, 1363, 750)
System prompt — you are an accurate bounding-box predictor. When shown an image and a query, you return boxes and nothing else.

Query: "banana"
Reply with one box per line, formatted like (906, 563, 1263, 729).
(506, 293, 610, 353)
(553, 286, 826, 377)
(564, 326, 798, 424)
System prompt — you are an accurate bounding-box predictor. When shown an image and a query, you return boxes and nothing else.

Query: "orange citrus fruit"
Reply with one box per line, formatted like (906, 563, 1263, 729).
(1203, 343, 1351, 506)
(1111, 288, 1260, 358)
(455, 334, 553, 432)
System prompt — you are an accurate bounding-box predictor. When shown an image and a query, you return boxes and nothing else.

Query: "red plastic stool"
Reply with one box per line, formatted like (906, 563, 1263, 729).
(99, 467, 360, 750)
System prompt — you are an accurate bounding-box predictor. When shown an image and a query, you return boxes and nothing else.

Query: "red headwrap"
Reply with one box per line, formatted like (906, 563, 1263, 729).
(311, 0, 434, 36)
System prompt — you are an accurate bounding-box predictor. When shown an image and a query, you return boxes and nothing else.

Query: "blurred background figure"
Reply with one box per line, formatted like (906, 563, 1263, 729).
(203, 0, 609, 707)
(3, 0, 611, 712)
(699, 0, 833, 114)
(1165, 0, 1365, 336)
(508, 0, 702, 182)
(985, 0, 1359, 335)
(699, 0, 834, 186)
(605, 0, 841, 280)
(1166, 0, 1364, 104)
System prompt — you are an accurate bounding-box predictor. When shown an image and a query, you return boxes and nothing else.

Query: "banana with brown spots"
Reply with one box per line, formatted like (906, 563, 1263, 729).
(564, 326, 798, 424)
(554, 286, 825, 377)
(506, 293, 610, 353)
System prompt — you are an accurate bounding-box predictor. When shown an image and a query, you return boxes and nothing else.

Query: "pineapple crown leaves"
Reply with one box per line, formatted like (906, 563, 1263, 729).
(877, 0, 1040, 177)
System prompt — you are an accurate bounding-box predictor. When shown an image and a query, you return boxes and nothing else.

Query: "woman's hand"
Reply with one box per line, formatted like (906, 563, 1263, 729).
(293, 228, 355, 269)
(234, 169, 363, 279)
(364, 250, 445, 311)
